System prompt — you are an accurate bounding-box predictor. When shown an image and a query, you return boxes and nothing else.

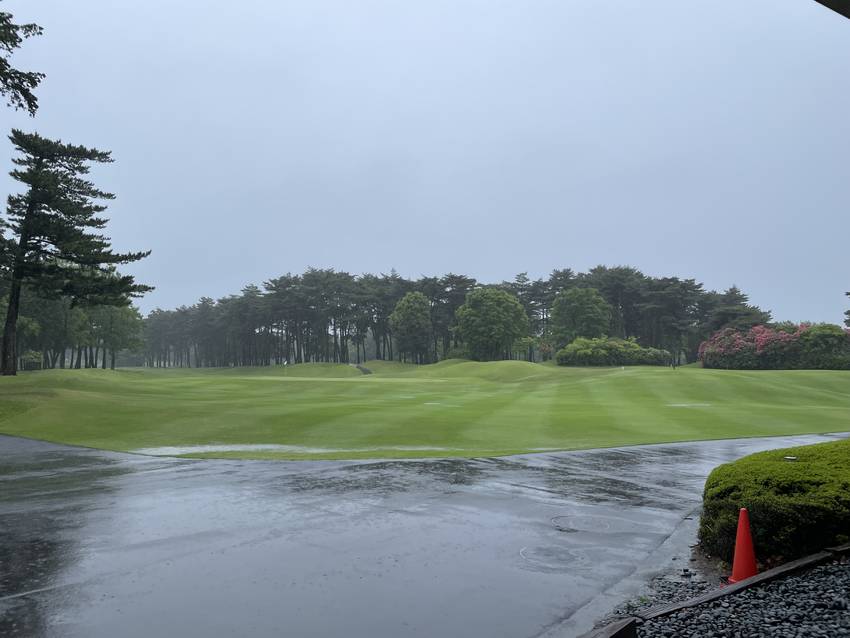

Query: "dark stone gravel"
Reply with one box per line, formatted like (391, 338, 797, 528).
(596, 569, 717, 627)
(638, 560, 850, 638)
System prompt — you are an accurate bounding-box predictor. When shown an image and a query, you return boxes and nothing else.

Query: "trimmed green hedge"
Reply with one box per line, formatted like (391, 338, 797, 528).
(699, 439, 850, 563)
(555, 337, 670, 367)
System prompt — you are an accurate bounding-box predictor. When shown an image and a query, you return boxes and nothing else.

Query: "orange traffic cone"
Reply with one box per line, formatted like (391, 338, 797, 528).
(728, 507, 758, 583)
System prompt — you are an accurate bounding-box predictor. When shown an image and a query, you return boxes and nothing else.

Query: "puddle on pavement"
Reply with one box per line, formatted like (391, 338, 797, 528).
(132, 444, 453, 456)
(519, 545, 585, 573)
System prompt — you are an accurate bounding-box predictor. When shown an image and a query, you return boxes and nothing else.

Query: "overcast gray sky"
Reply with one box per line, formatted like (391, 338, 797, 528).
(3, 1, 848, 321)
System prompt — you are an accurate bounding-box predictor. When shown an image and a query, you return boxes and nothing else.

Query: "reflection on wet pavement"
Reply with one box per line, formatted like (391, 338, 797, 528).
(0, 433, 845, 638)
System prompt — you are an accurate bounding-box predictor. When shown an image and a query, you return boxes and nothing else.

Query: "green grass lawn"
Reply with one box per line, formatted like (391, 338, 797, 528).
(0, 360, 847, 459)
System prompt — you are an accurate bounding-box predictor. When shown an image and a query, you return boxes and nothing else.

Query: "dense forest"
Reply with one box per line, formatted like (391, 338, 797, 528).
(133, 266, 776, 368)
(2, 286, 143, 371)
(6, 265, 783, 370)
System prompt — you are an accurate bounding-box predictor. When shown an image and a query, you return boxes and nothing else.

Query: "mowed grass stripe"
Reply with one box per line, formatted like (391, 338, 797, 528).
(0, 362, 847, 459)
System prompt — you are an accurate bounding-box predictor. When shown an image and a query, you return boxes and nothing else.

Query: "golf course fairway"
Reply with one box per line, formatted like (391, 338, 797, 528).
(0, 360, 847, 459)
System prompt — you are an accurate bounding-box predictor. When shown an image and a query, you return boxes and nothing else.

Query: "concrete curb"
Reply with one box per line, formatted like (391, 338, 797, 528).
(578, 543, 850, 638)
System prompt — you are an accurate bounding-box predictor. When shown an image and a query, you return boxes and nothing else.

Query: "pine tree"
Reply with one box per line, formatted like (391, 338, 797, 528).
(0, 4, 44, 115)
(1, 130, 151, 375)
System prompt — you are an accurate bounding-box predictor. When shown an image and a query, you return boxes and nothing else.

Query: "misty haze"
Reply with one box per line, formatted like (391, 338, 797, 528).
(1, 2, 848, 638)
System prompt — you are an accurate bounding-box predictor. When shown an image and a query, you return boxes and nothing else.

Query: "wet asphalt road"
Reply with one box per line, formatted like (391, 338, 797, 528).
(1, 433, 846, 638)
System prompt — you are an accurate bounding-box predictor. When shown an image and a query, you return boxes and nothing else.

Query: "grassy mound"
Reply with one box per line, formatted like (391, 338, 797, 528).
(227, 363, 364, 378)
(699, 438, 850, 563)
(0, 363, 848, 459)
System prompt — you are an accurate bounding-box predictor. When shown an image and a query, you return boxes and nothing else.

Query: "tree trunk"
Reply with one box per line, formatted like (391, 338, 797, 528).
(1, 180, 39, 376)
(1, 276, 23, 375)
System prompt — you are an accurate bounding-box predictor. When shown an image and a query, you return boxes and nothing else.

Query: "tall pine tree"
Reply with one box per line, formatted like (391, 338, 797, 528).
(1, 130, 150, 375)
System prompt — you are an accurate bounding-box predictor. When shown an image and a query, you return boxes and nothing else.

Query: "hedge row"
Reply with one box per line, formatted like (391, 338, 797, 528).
(555, 337, 670, 367)
(699, 323, 850, 370)
(699, 439, 850, 563)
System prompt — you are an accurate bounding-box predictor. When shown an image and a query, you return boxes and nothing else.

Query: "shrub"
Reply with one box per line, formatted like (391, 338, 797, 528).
(699, 439, 850, 563)
(698, 323, 850, 370)
(555, 337, 670, 366)
(799, 324, 850, 369)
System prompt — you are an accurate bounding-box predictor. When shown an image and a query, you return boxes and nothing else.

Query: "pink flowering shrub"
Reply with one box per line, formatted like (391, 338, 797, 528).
(699, 323, 850, 369)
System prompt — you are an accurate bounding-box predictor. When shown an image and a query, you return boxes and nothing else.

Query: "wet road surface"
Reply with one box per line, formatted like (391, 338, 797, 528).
(1, 433, 846, 638)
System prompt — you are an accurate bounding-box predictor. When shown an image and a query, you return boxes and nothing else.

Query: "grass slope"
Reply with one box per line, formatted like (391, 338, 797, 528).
(0, 361, 847, 459)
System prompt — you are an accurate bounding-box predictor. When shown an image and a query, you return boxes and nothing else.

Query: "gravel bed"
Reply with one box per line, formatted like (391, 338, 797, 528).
(595, 568, 717, 626)
(638, 560, 850, 637)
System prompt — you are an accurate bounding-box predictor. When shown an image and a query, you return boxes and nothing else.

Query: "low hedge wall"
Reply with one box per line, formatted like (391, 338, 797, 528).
(555, 337, 670, 367)
(699, 438, 850, 564)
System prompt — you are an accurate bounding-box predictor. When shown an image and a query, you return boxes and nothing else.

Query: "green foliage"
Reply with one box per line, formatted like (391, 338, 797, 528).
(442, 344, 468, 359)
(513, 335, 537, 362)
(2, 131, 152, 374)
(799, 324, 850, 369)
(4, 130, 151, 300)
(699, 323, 850, 370)
(700, 286, 771, 333)
(699, 439, 850, 563)
(845, 292, 849, 328)
(8, 286, 144, 370)
(19, 349, 40, 364)
(390, 291, 432, 363)
(455, 288, 529, 361)
(141, 266, 771, 369)
(550, 287, 611, 347)
(555, 337, 670, 366)
(0, 5, 44, 114)
(577, 266, 643, 338)
(88, 305, 144, 352)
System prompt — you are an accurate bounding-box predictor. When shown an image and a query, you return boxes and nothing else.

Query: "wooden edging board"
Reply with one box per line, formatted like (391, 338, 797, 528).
(577, 543, 850, 638)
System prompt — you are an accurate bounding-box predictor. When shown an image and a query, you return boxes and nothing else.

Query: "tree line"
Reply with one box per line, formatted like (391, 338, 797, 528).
(6, 286, 143, 370)
(3, 3, 844, 373)
(0, 3, 150, 374)
(141, 265, 774, 368)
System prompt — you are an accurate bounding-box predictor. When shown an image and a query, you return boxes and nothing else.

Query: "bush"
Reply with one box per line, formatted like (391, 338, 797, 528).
(698, 323, 850, 370)
(699, 439, 850, 564)
(555, 337, 670, 366)
(799, 324, 850, 369)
